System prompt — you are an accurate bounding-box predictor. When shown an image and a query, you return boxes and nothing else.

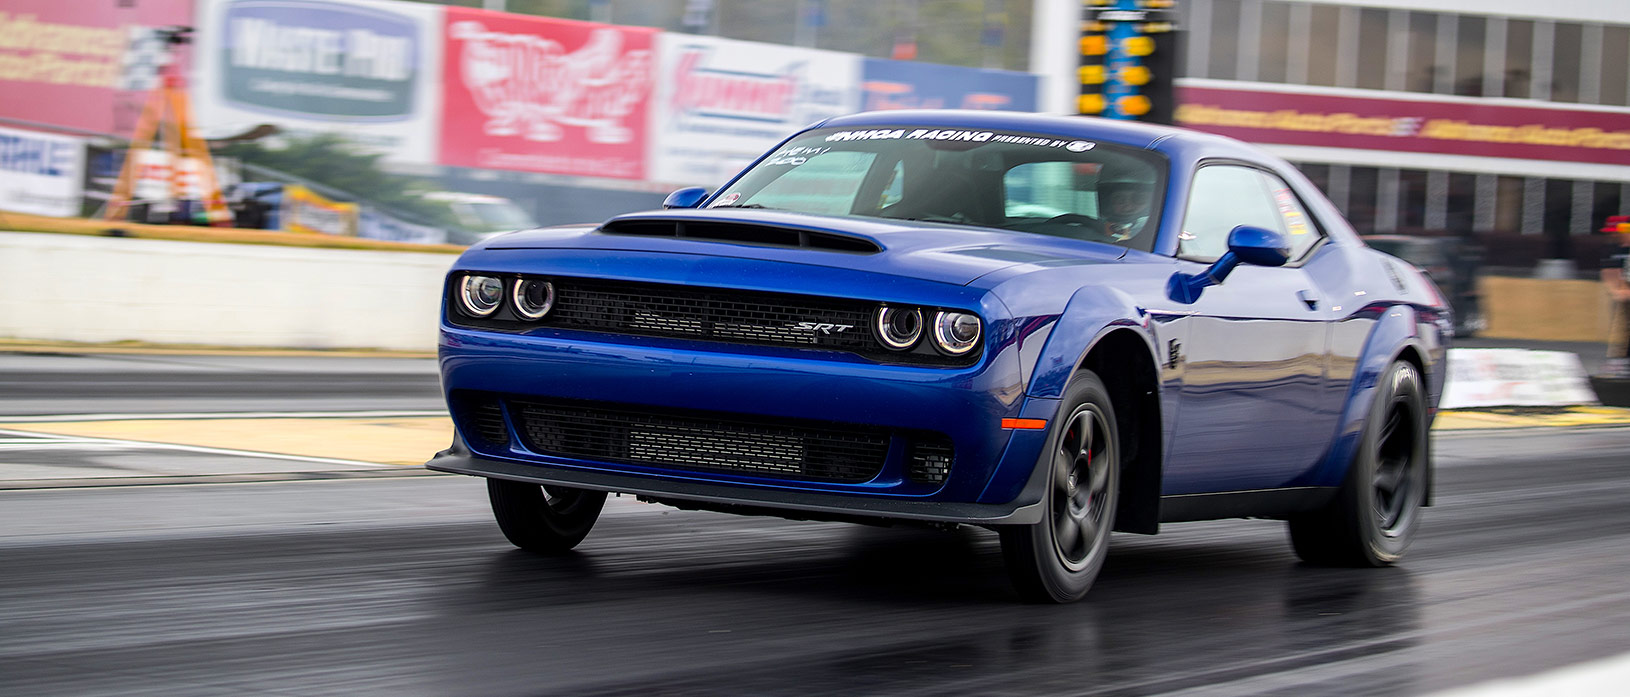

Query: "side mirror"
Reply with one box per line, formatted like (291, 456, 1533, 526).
(1169, 225, 1290, 303)
(663, 187, 709, 209)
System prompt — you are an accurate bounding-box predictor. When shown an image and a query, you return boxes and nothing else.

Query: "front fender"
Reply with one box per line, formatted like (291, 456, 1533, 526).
(1021, 284, 1158, 399)
(1303, 303, 1445, 489)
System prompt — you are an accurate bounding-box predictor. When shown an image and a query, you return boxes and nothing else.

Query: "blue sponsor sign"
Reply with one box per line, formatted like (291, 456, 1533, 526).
(220, 0, 421, 120)
(860, 58, 1037, 113)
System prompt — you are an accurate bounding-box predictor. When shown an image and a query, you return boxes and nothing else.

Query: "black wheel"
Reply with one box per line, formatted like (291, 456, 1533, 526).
(487, 479, 608, 554)
(1000, 371, 1120, 603)
(1289, 360, 1428, 566)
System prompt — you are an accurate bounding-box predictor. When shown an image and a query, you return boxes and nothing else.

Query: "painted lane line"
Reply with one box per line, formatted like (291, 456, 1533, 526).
(0, 428, 402, 468)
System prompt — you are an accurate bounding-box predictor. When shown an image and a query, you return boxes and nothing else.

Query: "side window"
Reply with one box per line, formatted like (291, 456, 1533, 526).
(1179, 165, 1285, 262)
(1259, 172, 1325, 261)
(750, 151, 878, 215)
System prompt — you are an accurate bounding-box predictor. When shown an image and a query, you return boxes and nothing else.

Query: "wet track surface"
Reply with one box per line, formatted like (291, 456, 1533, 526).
(3, 353, 1630, 696)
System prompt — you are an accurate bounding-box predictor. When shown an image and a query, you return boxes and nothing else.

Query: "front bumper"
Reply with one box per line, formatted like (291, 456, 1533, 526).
(428, 434, 1049, 525)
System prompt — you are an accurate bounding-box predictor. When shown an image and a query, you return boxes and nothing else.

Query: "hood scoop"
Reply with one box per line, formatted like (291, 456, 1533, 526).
(598, 218, 882, 254)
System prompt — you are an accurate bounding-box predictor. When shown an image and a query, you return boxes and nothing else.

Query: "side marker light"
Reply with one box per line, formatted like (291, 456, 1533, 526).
(1001, 418, 1048, 430)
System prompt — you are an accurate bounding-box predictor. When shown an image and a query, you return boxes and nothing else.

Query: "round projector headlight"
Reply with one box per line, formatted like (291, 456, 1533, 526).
(931, 311, 982, 356)
(874, 305, 923, 350)
(458, 275, 504, 317)
(512, 278, 555, 320)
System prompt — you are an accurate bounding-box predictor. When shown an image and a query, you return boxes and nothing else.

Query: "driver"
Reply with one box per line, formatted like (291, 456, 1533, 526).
(1098, 178, 1153, 241)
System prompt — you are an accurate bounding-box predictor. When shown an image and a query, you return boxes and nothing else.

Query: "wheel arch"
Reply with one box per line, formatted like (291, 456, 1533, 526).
(1078, 328, 1164, 535)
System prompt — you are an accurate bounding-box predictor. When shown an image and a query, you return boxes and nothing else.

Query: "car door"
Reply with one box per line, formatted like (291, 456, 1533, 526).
(1162, 163, 1339, 495)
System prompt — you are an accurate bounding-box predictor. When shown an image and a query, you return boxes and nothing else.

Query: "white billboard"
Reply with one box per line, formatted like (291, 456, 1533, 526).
(649, 34, 860, 186)
(0, 126, 85, 217)
(190, 0, 444, 165)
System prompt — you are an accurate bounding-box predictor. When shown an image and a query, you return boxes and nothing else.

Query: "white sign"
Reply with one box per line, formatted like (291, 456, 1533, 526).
(189, 0, 444, 165)
(649, 34, 860, 186)
(1439, 348, 1599, 409)
(0, 125, 84, 217)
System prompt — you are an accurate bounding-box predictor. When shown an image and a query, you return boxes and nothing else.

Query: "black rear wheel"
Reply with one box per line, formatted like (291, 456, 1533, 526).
(487, 479, 608, 554)
(1289, 359, 1428, 566)
(1000, 370, 1120, 603)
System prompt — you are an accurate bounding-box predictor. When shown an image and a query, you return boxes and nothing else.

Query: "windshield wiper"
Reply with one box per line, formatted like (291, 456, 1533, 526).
(711, 203, 774, 209)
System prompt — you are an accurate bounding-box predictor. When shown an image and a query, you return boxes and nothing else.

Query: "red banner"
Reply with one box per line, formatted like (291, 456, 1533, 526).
(439, 8, 655, 179)
(1176, 84, 1630, 167)
(0, 0, 193, 137)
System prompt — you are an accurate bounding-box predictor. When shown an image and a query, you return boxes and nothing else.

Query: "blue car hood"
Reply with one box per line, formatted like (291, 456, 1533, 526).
(482, 209, 1124, 287)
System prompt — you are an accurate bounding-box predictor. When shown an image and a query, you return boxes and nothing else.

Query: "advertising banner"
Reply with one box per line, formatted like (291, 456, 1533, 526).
(1440, 348, 1597, 409)
(0, 0, 193, 136)
(860, 59, 1037, 113)
(1176, 81, 1630, 167)
(440, 9, 655, 179)
(191, 0, 443, 164)
(0, 125, 85, 217)
(650, 34, 860, 185)
(282, 184, 358, 235)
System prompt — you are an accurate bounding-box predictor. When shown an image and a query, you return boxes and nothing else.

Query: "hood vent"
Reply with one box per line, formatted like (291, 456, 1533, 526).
(599, 219, 881, 254)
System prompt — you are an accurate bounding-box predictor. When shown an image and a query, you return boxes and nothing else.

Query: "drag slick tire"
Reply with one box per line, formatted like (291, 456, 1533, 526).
(1000, 370, 1120, 603)
(487, 479, 608, 554)
(1289, 359, 1428, 566)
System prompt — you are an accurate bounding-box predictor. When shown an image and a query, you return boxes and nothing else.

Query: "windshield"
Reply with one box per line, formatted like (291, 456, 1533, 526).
(712, 126, 1167, 252)
(455, 200, 539, 232)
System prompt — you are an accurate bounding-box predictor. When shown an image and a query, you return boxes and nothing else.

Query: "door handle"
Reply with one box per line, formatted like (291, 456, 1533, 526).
(1297, 289, 1319, 310)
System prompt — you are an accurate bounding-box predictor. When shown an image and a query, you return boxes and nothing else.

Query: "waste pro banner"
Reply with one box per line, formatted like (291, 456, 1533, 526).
(0, 125, 85, 217)
(191, 0, 443, 164)
(0, 0, 193, 136)
(1176, 80, 1630, 167)
(440, 9, 655, 179)
(649, 35, 860, 185)
(860, 59, 1037, 113)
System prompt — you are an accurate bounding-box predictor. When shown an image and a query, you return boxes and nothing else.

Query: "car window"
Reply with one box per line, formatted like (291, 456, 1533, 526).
(1179, 165, 1285, 263)
(1259, 172, 1325, 261)
(1004, 162, 1099, 219)
(750, 150, 878, 216)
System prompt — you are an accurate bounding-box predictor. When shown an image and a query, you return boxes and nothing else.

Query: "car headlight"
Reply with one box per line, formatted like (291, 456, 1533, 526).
(512, 278, 555, 320)
(458, 275, 505, 317)
(874, 305, 922, 350)
(931, 311, 982, 355)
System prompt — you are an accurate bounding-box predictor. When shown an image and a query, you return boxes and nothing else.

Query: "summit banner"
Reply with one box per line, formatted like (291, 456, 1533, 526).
(439, 9, 655, 179)
(191, 0, 443, 164)
(650, 35, 860, 186)
(1175, 81, 1630, 167)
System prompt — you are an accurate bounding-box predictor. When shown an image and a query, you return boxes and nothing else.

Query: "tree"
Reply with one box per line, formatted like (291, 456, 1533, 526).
(219, 134, 455, 226)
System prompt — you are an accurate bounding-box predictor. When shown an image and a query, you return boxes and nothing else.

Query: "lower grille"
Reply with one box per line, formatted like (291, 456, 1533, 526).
(512, 399, 889, 484)
(908, 440, 955, 484)
(457, 396, 510, 448)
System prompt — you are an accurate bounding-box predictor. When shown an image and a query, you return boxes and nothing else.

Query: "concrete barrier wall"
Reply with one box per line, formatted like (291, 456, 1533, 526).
(0, 231, 454, 351)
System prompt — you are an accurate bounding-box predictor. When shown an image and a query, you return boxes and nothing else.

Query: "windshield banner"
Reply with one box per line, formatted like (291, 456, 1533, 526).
(439, 8, 655, 179)
(1176, 80, 1630, 167)
(649, 34, 860, 186)
(191, 0, 443, 164)
(860, 58, 1037, 113)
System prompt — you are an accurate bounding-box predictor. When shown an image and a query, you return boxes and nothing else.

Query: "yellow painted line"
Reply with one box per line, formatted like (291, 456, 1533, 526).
(0, 416, 454, 466)
(1435, 406, 1630, 431)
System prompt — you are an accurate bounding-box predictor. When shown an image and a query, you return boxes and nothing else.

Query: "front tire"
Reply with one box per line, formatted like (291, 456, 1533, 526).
(487, 479, 608, 554)
(1289, 359, 1428, 566)
(1000, 371, 1120, 603)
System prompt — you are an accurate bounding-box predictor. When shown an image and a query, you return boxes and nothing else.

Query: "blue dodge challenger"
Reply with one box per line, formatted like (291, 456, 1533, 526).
(426, 110, 1448, 603)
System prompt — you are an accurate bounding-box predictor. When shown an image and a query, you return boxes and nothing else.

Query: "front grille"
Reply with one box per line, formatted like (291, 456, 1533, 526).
(512, 399, 890, 484)
(549, 278, 875, 353)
